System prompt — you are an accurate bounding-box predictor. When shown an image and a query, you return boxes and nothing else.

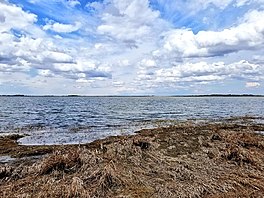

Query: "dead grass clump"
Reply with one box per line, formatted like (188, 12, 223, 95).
(85, 161, 126, 197)
(39, 148, 81, 175)
(222, 144, 257, 165)
(222, 131, 263, 149)
(237, 133, 264, 149)
(0, 165, 13, 180)
(219, 130, 264, 166)
(68, 176, 88, 198)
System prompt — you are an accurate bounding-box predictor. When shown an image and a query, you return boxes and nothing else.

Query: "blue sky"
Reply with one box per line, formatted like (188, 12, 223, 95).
(0, 0, 264, 95)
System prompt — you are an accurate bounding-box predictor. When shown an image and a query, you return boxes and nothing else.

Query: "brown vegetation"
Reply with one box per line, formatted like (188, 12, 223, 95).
(1, 119, 264, 197)
(0, 134, 54, 158)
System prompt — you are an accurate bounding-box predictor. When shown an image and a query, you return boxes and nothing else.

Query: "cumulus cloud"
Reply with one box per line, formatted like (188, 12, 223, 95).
(245, 82, 261, 87)
(112, 81, 125, 87)
(0, 1, 40, 72)
(38, 69, 55, 77)
(135, 60, 263, 88)
(0, 61, 30, 73)
(67, 0, 80, 7)
(154, 10, 264, 58)
(139, 58, 157, 68)
(235, 0, 264, 7)
(1, 0, 264, 95)
(50, 59, 112, 82)
(252, 55, 264, 64)
(0, 2, 37, 32)
(0, 1, 112, 85)
(43, 21, 81, 33)
(85, 1, 103, 11)
(97, 0, 168, 44)
(2, 35, 75, 70)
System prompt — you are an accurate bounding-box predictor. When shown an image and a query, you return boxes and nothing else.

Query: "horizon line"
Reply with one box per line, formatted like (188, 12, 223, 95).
(0, 94, 263, 97)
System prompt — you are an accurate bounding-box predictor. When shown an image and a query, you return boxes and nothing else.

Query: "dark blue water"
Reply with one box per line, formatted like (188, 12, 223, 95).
(0, 96, 263, 145)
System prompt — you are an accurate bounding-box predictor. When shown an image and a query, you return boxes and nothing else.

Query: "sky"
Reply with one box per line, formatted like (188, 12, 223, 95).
(0, 0, 264, 95)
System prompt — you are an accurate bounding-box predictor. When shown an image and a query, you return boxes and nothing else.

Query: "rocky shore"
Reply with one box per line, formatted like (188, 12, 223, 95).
(1, 118, 264, 197)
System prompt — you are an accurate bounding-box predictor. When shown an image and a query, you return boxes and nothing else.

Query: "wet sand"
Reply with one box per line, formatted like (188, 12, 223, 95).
(1, 118, 264, 197)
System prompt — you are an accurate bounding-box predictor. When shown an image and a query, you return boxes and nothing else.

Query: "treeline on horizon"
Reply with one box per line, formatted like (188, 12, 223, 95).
(0, 94, 263, 97)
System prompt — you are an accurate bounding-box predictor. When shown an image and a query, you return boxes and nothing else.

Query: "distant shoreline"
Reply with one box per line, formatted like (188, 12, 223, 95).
(0, 94, 264, 97)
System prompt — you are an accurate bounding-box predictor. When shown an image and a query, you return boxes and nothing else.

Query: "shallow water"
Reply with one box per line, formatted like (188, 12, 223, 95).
(0, 96, 263, 145)
(0, 155, 15, 163)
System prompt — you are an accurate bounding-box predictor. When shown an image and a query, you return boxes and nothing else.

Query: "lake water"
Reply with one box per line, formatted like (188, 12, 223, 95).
(0, 96, 263, 145)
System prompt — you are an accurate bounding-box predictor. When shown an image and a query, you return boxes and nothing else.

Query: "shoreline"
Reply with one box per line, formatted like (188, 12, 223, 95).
(1, 94, 264, 98)
(1, 118, 264, 197)
(1, 116, 263, 159)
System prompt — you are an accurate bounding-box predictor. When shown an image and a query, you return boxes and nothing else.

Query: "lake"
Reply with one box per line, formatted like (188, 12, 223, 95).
(0, 96, 263, 145)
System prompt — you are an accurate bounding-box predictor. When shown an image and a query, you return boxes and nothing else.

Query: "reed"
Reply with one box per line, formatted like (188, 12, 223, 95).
(0, 118, 264, 197)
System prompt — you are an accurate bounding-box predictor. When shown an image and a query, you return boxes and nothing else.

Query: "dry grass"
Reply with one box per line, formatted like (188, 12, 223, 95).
(38, 148, 82, 175)
(1, 119, 264, 197)
(0, 135, 55, 158)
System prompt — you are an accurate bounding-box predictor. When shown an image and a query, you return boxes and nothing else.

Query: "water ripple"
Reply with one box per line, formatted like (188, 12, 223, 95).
(0, 96, 263, 145)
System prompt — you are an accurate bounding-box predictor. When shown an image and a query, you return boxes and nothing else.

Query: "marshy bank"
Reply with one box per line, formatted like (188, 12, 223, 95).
(1, 118, 264, 197)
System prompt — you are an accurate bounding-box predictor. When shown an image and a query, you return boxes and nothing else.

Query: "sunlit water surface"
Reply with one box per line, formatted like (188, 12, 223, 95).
(0, 96, 263, 145)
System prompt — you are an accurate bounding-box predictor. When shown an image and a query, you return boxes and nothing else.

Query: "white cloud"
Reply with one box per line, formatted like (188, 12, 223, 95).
(67, 0, 80, 7)
(0, 2, 42, 73)
(38, 69, 55, 77)
(176, 0, 253, 11)
(97, 0, 168, 43)
(0, 2, 37, 32)
(85, 1, 103, 11)
(42, 51, 74, 63)
(235, 0, 264, 7)
(236, 0, 251, 6)
(1, 0, 264, 95)
(50, 59, 112, 81)
(76, 78, 92, 83)
(0, 2, 112, 84)
(134, 60, 263, 91)
(139, 58, 157, 68)
(0, 61, 29, 73)
(7, 36, 75, 68)
(43, 21, 81, 33)
(154, 10, 264, 59)
(245, 82, 261, 87)
(112, 81, 125, 87)
(192, 0, 233, 10)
